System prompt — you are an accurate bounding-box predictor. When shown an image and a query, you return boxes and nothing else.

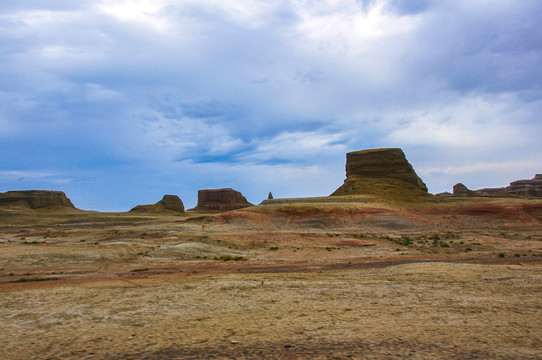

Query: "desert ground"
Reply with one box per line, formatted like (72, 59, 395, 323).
(1, 196, 542, 359)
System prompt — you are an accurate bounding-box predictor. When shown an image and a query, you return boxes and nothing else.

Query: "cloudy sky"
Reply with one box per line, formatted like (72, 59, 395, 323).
(1, 0, 541, 211)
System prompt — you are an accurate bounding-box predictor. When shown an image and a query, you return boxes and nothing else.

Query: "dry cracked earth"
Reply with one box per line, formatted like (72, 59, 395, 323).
(1, 197, 542, 359)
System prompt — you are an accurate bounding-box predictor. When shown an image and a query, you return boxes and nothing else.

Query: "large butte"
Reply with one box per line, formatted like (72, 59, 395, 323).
(331, 148, 431, 201)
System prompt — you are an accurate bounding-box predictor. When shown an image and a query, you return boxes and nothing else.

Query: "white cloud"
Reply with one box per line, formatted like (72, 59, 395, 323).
(384, 95, 540, 148)
(126, 108, 246, 163)
(0, 170, 55, 180)
(419, 159, 541, 177)
(84, 84, 123, 102)
(241, 131, 346, 163)
(97, 0, 172, 31)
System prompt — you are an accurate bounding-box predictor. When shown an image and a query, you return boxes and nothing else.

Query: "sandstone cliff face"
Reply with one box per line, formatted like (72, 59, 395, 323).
(0, 190, 75, 209)
(130, 195, 184, 213)
(193, 188, 252, 211)
(507, 174, 542, 197)
(331, 148, 429, 200)
(450, 174, 541, 198)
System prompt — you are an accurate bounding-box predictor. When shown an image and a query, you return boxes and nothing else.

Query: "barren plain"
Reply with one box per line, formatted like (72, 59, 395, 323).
(1, 196, 542, 359)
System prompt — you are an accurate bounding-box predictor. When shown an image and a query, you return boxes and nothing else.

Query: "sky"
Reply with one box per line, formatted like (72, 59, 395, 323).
(1, 0, 541, 211)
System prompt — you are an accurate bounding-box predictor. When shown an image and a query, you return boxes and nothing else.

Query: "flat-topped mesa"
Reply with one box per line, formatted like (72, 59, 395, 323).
(0, 190, 75, 209)
(130, 195, 185, 213)
(193, 188, 252, 211)
(331, 148, 430, 199)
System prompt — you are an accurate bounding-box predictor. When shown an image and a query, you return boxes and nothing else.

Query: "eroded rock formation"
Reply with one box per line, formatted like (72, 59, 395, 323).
(130, 195, 185, 213)
(507, 174, 542, 197)
(449, 174, 542, 198)
(192, 188, 252, 211)
(331, 148, 429, 200)
(453, 183, 475, 197)
(0, 190, 75, 209)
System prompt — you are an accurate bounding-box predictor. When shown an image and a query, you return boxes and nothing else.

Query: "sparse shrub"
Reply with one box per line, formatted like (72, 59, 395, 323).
(269, 246, 279, 251)
(514, 253, 520, 258)
(465, 247, 472, 252)
(440, 243, 450, 248)
(213, 255, 244, 261)
(400, 236, 413, 246)
(498, 253, 506, 258)
(430, 234, 440, 240)
(459, 241, 464, 244)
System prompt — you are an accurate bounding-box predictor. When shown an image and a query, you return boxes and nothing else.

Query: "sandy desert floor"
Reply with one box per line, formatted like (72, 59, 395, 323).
(1, 198, 542, 359)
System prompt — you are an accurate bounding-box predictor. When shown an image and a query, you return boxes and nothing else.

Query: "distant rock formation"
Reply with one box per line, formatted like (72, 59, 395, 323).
(452, 183, 475, 197)
(331, 148, 430, 200)
(448, 174, 542, 198)
(507, 174, 542, 197)
(268, 192, 273, 200)
(192, 188, 252, 211)
(130, 195, 185, 213)
(0, 190, 75, 209)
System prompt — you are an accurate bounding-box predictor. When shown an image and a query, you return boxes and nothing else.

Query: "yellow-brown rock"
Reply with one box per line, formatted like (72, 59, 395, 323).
(130, 195, 184, 213)
(0, 190, 75, 209)
(193, 188, 252, 211)
(331, 148, 430, 200)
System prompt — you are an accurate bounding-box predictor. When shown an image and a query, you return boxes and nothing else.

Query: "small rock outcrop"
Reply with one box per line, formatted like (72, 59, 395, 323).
(192, 188, 252, 211)
(0, 190, 75, 209)
(453, 183, 474, 197)
(331, 148, 430, 200)
(130, 195, 184, 213)
(268, 192, 273, 200)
